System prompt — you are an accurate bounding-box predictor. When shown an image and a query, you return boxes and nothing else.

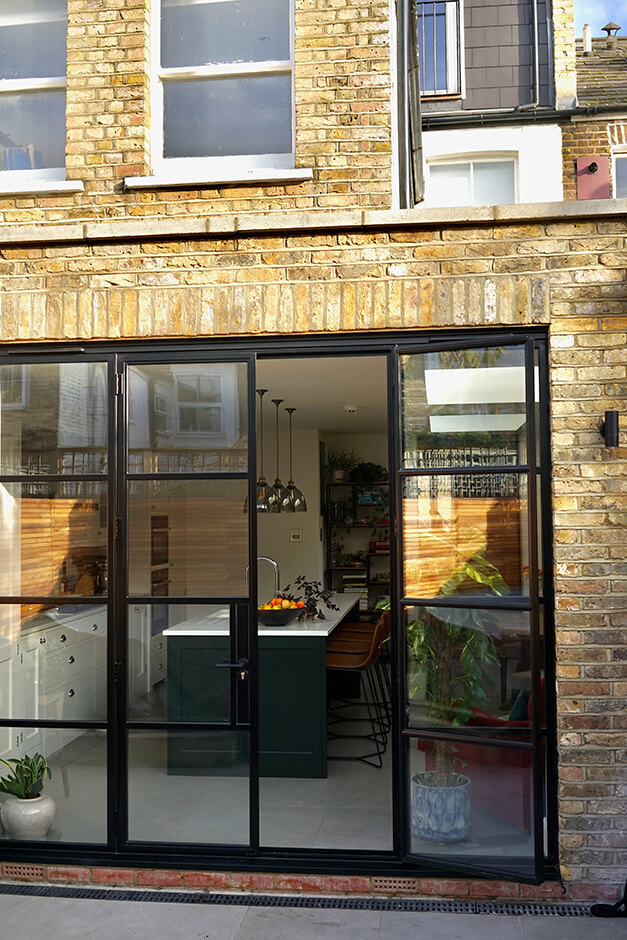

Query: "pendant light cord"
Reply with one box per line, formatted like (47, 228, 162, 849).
(257, 389, 267, 481)
(286, 407, 295, 483)
(272, 399, 283, 483)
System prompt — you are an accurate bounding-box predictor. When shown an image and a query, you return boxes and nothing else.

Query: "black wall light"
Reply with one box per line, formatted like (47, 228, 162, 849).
(601, 410, 620, 447)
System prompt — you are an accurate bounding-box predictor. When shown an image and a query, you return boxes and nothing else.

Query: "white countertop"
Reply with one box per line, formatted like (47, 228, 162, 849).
(163, 594, 360, 638)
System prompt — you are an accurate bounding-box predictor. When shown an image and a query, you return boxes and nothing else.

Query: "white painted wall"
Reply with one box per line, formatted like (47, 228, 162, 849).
(421, 124, 564, 207)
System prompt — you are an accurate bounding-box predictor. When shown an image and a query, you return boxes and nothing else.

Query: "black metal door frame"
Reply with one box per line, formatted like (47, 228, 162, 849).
(0, 330, 556, 881)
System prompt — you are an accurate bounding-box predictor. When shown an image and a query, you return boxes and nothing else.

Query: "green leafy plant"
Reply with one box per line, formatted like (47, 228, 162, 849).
(0, 753, 52, 800)
(281, 575, 339, 621)
(324, 447, 360, 478)
(408, 549, 508, 785)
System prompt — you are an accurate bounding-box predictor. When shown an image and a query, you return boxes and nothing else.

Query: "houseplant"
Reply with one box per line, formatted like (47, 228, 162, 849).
(281, 575, 339, 621)
(324, 447, 360, 482)
(0, 753, 55, 840)
(399, 549, 508, 843)
(409, 549, 507, 842)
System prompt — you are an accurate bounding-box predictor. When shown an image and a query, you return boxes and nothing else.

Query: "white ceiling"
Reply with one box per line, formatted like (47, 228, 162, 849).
(256, 355, 388, 433)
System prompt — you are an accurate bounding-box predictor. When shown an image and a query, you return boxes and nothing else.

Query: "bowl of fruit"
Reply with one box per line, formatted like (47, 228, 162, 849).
(257, 596, 304, 626)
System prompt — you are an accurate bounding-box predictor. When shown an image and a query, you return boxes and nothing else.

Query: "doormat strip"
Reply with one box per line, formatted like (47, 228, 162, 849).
(0, 882, 591, 916)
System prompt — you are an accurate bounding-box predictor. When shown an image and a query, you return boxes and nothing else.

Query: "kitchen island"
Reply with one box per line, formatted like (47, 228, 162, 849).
(164, 594, 359, 778)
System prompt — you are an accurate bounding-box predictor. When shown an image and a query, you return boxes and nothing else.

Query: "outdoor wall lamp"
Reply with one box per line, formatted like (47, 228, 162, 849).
(600, 410, 620, 447)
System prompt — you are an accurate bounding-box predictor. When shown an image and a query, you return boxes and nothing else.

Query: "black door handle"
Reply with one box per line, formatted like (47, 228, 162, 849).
(216, 657, 250, 681)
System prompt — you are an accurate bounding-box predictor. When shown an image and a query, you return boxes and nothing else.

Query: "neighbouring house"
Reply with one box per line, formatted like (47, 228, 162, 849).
(0, 0, 624, 907)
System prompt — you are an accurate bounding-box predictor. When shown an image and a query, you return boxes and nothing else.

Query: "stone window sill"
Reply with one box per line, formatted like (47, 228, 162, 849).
(0, 180, 85, 197)
(124, 168, 313, 190)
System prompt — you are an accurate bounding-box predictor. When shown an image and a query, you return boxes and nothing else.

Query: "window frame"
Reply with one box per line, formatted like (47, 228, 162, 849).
(414, 0, 463, 98)
(151, 0, 295, 177)
(425, 154, 518, 208)
(0, 3, 67, 182)
(612, 151, 627, 198)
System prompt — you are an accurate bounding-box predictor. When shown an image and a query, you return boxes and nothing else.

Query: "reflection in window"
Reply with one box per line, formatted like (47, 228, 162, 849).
(0, 363, 108, 476)
(128, 363, 247, 473)
(0, 0, 67, 175)
(158, 0, 293, 168)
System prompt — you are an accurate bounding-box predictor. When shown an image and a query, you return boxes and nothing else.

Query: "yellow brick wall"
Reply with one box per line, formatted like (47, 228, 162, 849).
(0, 0, 393, 227)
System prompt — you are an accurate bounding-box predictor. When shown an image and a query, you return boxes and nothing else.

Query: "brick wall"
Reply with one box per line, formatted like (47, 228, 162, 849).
(562, 119, 616, 199)
(0, 208, 626, 898)
(0, 0, 393, 228)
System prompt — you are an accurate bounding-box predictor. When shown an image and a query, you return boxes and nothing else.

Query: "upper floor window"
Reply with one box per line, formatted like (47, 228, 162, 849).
(416, 0, 461, 96)
(156, 0, 294, 174)
(0, 0, 67, 179)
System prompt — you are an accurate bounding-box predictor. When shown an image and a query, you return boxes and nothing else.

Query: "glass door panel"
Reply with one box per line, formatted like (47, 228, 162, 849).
(127, 479, 248, 596)
(397, 339, 544, 882)
(123, 356, 253, 850)
(0, 358, 110, 846)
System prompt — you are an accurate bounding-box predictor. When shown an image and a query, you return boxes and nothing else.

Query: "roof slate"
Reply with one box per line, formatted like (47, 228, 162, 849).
(576, 37, 627, 107)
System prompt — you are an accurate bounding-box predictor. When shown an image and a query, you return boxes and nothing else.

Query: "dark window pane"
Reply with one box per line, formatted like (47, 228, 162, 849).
(0, 0, 67, 79)
(0, 483, 107, 597)
(161, 0, 289, 69)
(0, 91, 66, 170)
(128, 480, 248, 597)
(128, 729, 249, 844)
(163, 75, 292, 159)
(0, 363, 108, 475)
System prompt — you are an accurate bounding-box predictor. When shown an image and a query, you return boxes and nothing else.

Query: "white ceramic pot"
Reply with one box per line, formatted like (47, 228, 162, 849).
(0, 794, 56, 840)
(411, 772, 471, 843)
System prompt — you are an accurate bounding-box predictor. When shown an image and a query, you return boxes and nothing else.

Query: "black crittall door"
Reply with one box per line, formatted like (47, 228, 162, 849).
(116, 352, 258, 852)
(395, 337, 548, 883)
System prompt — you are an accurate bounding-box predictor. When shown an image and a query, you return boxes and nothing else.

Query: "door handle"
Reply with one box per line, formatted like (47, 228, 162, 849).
(216, 657, 250, 681)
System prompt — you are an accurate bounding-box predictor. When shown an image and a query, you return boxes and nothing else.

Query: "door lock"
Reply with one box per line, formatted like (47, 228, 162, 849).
(217, 657, 250, 681)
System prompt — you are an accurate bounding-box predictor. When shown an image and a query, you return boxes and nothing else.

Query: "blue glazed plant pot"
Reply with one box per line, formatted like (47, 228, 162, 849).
(411, 772, 471, 843)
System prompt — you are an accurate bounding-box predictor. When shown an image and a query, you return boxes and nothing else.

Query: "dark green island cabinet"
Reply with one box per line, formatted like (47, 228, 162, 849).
(165, 595, 358, 779)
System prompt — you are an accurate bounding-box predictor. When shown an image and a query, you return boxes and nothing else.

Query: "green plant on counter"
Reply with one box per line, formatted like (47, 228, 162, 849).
(281, 575, 339, 621)
(0, 753, 52, 800)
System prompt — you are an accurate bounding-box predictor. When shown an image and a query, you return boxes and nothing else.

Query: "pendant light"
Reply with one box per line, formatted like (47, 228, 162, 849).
(268, 398, 288, 513)
(282, 407, 307, 512)
(255, 389, 272, 512)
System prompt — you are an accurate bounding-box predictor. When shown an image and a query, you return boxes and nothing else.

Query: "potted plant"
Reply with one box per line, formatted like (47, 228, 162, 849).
(0, 753, 55, 840)
(406, 548, 507, 843)
(281, 575, 339, 621)
(324, 446, 360, 482)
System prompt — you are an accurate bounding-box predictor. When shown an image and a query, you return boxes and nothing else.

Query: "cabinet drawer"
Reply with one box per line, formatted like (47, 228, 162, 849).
(41, 671, 104, 723)
(42, 639, 99, 686)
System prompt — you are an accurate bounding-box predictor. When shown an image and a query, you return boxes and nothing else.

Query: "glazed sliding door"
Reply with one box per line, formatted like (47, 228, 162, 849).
(396, 338, 547, 882)
(120, 356, 257, 850)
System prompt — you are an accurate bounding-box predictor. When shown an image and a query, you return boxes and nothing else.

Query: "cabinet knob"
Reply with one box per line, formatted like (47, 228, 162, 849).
(68, 656, 75, 664)
(59, 634, 67, 643)
(39, 637, 46, 644)
(157, 642, 163, 650)
(92, 624, 98, 631)
(158, 663, 163, 670)
(67, 688, 75, 697)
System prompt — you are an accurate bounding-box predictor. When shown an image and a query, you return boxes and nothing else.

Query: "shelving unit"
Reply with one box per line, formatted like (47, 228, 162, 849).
(324, 481, 389, 615)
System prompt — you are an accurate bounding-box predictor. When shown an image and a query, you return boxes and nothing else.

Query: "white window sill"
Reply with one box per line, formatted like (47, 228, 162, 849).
(124, 168, 313, 190)
(0, 180, 84, 197)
